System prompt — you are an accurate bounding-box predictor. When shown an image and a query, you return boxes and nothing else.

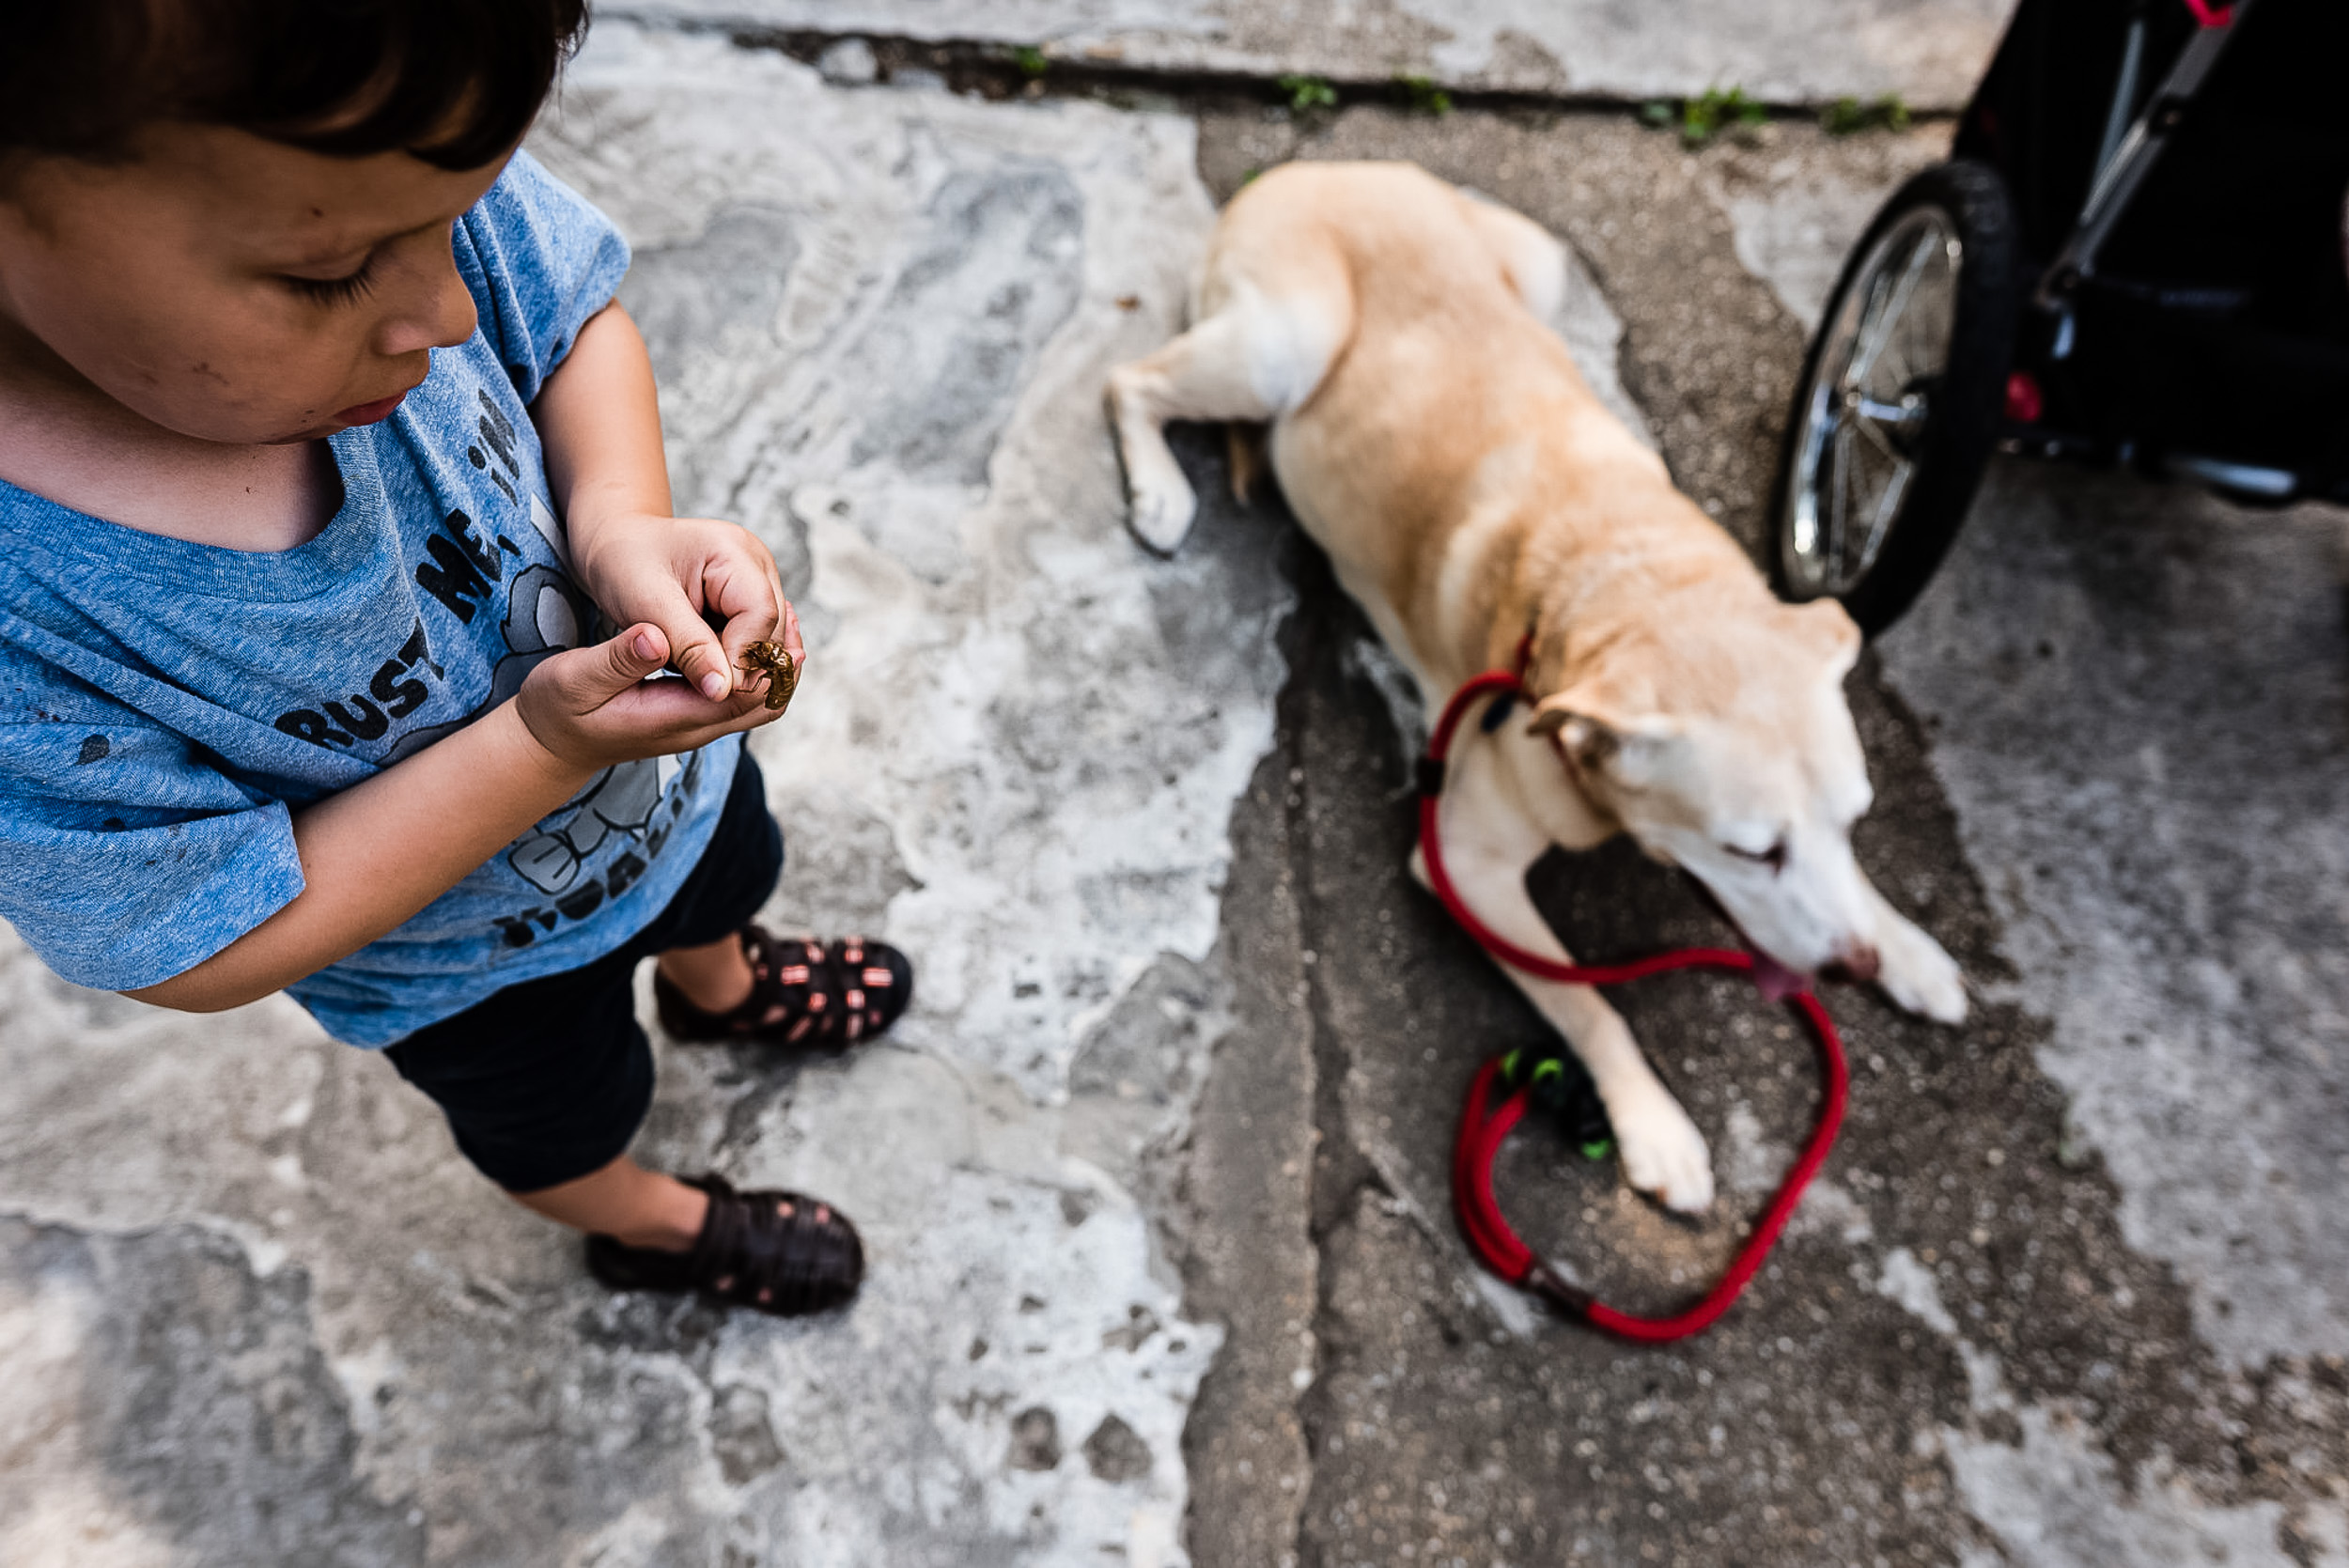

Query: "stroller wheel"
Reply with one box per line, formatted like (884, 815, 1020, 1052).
(1771, 160, 2017, 637)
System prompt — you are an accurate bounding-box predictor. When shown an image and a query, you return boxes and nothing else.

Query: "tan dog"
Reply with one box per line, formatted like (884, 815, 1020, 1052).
(1107, 162, 1965, 1213)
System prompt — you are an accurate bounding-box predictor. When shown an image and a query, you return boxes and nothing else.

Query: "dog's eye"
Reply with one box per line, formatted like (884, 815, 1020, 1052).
(1724, 839, 1787, 872)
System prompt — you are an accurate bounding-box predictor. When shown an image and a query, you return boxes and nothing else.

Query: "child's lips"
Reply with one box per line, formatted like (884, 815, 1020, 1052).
(332, 390, 410, 426)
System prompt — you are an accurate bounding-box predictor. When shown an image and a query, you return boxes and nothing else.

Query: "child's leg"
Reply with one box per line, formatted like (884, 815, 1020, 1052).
(655, 932, 755, 1013)
(510, 1153, 709, 1250)
(381, 748, 864, 1312)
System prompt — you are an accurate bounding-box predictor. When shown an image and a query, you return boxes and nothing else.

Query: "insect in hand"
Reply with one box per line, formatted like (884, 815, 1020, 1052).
(739, 641, 800, 712)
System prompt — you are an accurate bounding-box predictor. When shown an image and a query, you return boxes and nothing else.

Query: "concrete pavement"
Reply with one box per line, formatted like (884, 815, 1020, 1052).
(614, 0, 2010, 110)
(5, 9, 2348, 1567)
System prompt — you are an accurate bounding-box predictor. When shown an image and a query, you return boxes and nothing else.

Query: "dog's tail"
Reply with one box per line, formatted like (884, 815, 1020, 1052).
(1227, 423, 1269, 505)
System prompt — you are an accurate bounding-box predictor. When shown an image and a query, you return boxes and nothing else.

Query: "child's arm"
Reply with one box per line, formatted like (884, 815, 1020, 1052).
(130, 623, 778, 1013)
(532, 303, 801, 706)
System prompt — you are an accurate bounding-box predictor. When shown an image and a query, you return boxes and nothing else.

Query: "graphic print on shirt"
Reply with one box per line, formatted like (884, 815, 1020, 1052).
(271, 387, 696, 951)
(272, 619, 447, 750)
(492, 744, 705, 950)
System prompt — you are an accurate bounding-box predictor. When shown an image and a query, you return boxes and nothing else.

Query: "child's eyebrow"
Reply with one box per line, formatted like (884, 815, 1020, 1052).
(271, 216, 442, 272)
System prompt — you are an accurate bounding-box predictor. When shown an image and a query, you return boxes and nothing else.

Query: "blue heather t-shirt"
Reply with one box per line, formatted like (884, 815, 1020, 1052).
(0, 150, 738, 1046)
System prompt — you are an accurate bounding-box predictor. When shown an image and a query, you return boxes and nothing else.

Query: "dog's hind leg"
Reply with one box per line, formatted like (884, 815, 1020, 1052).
(1106, 270, 1349, 554)
(1411, 732, 1717, 1215)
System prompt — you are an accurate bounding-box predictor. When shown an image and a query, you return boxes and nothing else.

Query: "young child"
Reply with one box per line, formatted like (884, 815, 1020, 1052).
(0, 0, 910, 1316)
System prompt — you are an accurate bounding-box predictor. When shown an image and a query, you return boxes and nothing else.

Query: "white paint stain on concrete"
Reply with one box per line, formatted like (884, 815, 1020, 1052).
(1879, 1230, 2349, 1567)
(1948, 1409, 2349, 1568)
(1874, 472, 2349, 1369)
(1696, 124, 1952, 334)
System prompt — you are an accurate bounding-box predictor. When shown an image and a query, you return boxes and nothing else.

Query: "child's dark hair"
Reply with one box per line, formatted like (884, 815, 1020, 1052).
(0, 0, 591, 171)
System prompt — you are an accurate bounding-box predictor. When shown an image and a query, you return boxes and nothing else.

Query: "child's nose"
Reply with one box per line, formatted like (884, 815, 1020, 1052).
(379, 251, 479, 359)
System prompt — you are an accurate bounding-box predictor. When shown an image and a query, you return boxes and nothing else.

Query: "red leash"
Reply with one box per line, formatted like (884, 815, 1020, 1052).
(1423, 664, 1849, 1341)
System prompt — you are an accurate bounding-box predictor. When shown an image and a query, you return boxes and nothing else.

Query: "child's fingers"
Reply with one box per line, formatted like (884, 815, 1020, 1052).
(633, 577, 736, 702)
(568, 622, 670, 705)
(600, 679, 786, 752)
(775, 593, 805, 665)
(705, 556, 786, 681)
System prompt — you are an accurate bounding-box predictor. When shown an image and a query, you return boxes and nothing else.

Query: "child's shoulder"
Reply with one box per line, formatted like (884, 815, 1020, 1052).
(454, 150, 632, 406)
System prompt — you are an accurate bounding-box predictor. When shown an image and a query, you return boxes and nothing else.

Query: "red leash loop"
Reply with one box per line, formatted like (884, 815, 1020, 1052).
(1425, 664, 1850, 1341)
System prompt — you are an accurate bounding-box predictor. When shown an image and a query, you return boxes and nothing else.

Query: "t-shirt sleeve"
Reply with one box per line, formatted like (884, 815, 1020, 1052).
(0, 678, 306, 993)
(453, 147, 633, 404)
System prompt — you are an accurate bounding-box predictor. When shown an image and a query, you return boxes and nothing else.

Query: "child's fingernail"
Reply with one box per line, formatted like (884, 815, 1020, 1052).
(701, 672, 730, 699)
(633, 631, 659, 660)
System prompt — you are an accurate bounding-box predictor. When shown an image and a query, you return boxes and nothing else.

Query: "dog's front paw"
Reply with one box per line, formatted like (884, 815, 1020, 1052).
(1608, 1081, 1715, 1215)
(1875, 915, 1968, 1025)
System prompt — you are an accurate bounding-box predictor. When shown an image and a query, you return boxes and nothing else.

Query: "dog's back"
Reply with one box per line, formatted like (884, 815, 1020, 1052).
(1206, 162, 1745, 685)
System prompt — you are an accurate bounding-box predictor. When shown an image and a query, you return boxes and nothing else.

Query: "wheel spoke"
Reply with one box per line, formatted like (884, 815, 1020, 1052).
(1828, 421, 1853, 579)
(1853, 408, 1905, 461)
(1859, 453, 1916, 574)
(1843, 275, 1894, 396)
(1851, 227, 1937, 386)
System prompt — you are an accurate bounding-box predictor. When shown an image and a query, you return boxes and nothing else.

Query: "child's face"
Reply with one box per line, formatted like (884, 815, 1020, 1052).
(0, 127, 509, 445)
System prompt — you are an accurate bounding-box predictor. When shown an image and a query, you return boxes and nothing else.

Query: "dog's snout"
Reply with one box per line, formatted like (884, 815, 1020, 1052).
(1827, 942, 1881, 985)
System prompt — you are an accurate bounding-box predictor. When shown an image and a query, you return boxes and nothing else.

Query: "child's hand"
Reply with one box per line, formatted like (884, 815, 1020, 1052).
(574, 513, 803, 705)
(512, 622, 778, 774)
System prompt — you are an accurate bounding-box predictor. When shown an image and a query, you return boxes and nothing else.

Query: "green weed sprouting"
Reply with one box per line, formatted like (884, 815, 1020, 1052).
(1823, 94, 1911, 135)
(1677, 86, 1768, 146)
(1280, 73, 1339, 114)
(1396, 74, 1453, 116)
(1012, 45, 1050, 77)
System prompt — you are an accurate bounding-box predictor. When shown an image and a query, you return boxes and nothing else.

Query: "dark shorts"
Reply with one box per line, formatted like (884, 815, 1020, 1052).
(382, 748, 783, 1192)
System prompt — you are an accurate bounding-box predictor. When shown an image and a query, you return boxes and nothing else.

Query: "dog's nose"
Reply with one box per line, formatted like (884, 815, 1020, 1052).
(1827, 942, 1880, 985)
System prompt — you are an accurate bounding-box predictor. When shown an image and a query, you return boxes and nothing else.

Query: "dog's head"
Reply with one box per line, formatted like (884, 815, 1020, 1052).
(1529, 597, 1877, 995)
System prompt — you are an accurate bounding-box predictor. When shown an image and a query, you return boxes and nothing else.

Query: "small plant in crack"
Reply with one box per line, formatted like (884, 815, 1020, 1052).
(1823, 93, 1911, 135)
(1280, 72, 1339, 116)
(1645, 85, 1769, 147)
(1394, 73, 1452, 116)
(1011, 44, 1050, 77)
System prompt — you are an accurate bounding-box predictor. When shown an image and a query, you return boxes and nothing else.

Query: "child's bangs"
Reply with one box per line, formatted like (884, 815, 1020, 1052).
(0, 0, 588, 171)
(243, 2, 589, 172)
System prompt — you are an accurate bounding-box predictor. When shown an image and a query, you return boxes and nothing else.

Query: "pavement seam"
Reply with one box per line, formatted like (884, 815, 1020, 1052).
(1274, 546, 1402, 1568)
(600, 11, 1968, 124)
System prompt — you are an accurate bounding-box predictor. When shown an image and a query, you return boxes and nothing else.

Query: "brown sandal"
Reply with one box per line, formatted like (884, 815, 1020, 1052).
(585, 1173, 863, 1316)
(655, 925, 913, 1048)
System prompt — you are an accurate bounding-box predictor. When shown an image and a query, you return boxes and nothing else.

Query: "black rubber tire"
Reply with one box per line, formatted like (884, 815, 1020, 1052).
(1768, 159, 2018, 638)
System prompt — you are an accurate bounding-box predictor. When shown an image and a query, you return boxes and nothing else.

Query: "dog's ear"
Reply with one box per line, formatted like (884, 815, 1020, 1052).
(1786, 598, 1862, 680)
(1527, 699, 1610, 764)
(1528, 691, 1674, 783)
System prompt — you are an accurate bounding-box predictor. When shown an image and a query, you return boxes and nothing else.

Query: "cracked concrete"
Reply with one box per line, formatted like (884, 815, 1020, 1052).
(6, 11, 2349, 1568)
(614, 0, 2013, 110)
